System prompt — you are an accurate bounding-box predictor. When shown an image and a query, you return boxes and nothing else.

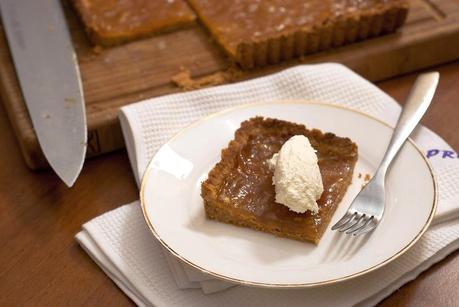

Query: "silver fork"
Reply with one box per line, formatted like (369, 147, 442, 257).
(331, 72, 440, 236)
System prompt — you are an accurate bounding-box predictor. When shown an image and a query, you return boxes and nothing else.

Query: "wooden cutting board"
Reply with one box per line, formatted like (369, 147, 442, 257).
(1, 0, 458, 170)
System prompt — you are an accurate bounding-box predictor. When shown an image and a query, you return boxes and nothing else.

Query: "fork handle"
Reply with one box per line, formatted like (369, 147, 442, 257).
(378, 72, 439, 175)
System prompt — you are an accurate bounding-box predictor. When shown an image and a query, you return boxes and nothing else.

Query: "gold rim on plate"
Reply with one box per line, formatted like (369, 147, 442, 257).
(139, 100, 437, 288)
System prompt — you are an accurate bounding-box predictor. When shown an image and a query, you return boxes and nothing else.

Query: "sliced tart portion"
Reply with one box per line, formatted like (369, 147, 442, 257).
(72, 0, 196, 46)
(187, 0, 409, 68)
(201, 117, 358, 244)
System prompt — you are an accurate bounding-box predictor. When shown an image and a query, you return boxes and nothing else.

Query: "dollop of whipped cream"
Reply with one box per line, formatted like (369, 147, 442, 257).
(267, 135, 324, 213)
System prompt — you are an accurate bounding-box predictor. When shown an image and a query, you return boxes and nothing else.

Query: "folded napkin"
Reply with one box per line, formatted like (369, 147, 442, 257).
(76, 64, 459, 306)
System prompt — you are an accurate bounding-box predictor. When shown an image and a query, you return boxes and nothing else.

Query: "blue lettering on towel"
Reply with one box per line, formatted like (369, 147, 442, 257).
(426, 149, 458, 159)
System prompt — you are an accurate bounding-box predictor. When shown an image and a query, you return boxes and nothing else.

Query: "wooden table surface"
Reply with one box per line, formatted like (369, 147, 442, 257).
(0, 61, 458, 306)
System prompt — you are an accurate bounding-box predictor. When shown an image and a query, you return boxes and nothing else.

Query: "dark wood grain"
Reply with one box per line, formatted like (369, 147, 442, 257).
(1, 0, 459, 169)
(0, 61, 458, 306)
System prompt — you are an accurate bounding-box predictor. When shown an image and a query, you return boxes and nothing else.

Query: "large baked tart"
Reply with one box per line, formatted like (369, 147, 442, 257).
(201, 117, 358, 244)
(187, 0, 409, 69)
(72, 0, 196, 46)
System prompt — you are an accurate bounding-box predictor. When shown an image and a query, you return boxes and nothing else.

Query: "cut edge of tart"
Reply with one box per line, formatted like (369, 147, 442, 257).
(201, 117, 358, 244)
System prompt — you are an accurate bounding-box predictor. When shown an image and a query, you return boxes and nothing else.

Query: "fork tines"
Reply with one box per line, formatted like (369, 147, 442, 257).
(331, 212, 376, 236)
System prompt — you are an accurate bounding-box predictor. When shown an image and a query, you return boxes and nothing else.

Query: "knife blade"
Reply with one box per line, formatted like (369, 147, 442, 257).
(0, 0, 87, 187)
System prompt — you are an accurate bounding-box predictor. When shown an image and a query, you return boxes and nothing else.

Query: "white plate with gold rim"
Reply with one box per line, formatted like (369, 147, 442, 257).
(140, 101, 436, 288)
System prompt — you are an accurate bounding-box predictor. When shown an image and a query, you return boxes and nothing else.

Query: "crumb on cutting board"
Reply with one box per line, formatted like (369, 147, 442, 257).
(171, 66, 243, 91)
(92, 46, 103, 54)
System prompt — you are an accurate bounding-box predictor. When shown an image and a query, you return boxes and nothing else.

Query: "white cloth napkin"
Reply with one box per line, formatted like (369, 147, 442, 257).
(76, 63, 459, 306)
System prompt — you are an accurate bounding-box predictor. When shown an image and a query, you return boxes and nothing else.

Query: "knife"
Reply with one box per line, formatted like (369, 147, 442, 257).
(0, 0, 87, 187)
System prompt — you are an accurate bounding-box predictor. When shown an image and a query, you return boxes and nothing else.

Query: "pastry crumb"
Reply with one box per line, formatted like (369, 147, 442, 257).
(171, 66, 243, 91)
(92, 45, 103, 54)
(359, 173, 371, 190)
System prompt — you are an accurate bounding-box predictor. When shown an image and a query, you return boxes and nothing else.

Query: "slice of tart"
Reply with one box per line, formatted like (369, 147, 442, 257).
(187, 0, 409, 69)
(72, 0, 196, 46)
(201, 117, 358, 244)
